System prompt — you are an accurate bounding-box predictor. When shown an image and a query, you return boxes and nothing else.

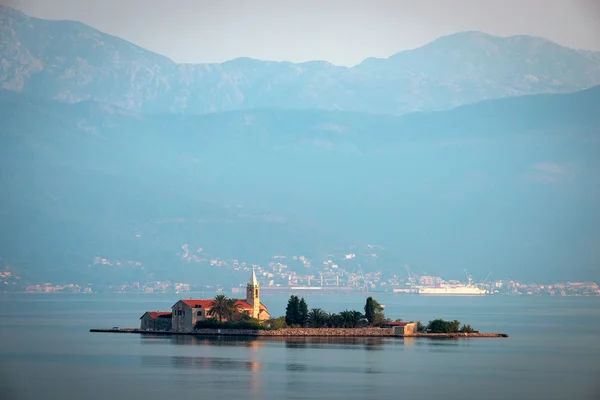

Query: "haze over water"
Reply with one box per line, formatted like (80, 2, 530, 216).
(0, 294, 598, 400)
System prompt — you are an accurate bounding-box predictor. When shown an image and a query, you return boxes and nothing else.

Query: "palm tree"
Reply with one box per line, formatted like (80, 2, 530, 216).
(326, 313, 344, 328)
(208, 295, 238, 322)
(308, 308, 329, 328)
(339, 310, 365, 328)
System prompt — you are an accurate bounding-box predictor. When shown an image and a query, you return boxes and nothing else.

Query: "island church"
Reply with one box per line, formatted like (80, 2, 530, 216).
(169, 269, 270, 332)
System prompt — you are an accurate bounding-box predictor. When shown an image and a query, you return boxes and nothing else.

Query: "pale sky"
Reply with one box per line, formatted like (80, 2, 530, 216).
(2, 0, 600, 66)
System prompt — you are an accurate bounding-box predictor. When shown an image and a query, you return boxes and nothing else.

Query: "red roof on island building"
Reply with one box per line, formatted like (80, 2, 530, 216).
(141, 311, 172, 320)
(177, 299, 268, 311)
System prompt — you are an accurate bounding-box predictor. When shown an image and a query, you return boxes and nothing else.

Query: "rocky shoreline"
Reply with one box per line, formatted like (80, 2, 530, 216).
(410, 332, 509, 338)
(90, 328, 508, 338)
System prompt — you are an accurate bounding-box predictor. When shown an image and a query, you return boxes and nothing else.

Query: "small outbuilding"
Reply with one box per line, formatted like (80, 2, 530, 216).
(382, 321, 418, 336)
(140, 311, 172, 331)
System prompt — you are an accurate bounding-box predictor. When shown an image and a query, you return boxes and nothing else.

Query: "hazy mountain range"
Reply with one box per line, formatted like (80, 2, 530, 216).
(1, 5, 599, 285)
(2, 4, 600, 116)
(2, 86, 599, 284)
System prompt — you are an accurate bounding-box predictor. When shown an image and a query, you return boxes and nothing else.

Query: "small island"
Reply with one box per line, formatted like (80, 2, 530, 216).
(91, 270, 508, 339)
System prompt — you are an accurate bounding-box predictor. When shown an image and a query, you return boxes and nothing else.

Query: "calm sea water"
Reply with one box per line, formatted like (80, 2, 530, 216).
(0, 293, 599, 400)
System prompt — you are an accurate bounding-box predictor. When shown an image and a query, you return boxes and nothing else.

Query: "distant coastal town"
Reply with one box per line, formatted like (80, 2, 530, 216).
(2, 244, 599, 296)
(12, 274, 600, 296)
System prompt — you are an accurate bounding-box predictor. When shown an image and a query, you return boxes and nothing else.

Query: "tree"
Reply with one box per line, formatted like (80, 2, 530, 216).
(459, 324, 474, 333)
(426, 319, 463, 333)
(326, 313, 344, 328)
(427, 319, 450, 333)
(450, 320, 461, 333)
(340, 310, 365, 328)
(208, 295, 238, 322)
(308, 308, 329, 328)
(285, 295, 301, 327)
(364, 297, 385, 326)
(299, 298, 309, 327)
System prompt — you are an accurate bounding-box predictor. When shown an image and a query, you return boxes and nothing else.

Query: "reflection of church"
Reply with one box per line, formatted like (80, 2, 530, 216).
(170, 269, 270, 332)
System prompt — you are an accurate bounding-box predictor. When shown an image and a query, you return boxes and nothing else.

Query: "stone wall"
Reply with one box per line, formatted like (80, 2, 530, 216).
(172, 301, 192, 332)
(410, 332, 508, 338)
(392, 323, 417, 336)
(404, 323, 416, 336)
(194, 328, 260, 336)
(140, 316, 172, 331)
(191, 328, 396, 336)
(155, 317, 172, 331)
(140, 316, 154, 331)
(260, 328, 395, 337)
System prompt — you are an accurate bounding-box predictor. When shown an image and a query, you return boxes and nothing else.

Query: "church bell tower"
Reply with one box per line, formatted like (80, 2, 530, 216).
(246, 268, 260, 319)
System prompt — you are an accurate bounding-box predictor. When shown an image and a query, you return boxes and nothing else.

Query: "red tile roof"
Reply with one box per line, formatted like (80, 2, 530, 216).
(234, 300, 269, 311)
(142, 311, 172, 320)
(179, 299, 214, 308)
(176, 299, 268, 311)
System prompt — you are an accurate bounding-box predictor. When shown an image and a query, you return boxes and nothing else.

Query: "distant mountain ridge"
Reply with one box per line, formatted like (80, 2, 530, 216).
(2, 4, 600, 115)
(1, 86, 599, 284)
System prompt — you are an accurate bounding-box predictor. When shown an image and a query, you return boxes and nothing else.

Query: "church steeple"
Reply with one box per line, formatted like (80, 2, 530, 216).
(246, 268, 260, 319)
(250, 268, 258, 287)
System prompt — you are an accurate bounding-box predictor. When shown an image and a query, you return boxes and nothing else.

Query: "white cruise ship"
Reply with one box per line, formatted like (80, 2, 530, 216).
(393, 269, 489, 295)
(416, 285, 487, 296)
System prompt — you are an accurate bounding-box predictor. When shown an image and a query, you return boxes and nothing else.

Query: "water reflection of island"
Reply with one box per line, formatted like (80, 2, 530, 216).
(140, 335, 393, 386)
(141, 337, 262, 373)
(160, 334, 405, 351)
(142, 333, 448, 354)
(281, 336, 389, 351)
(168, 335, 267, 348)
(162, 356, 261, 372)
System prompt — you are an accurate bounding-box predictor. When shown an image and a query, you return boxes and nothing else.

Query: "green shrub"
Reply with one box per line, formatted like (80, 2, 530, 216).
(194, 318, 269, 331)
(426, 319, 462, 333)
(265, 316, 287, 329)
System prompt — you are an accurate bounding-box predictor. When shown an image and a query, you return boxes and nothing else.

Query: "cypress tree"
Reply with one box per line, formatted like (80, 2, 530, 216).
(299, 297, 309, 327)
(285, 295, 300, 326)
